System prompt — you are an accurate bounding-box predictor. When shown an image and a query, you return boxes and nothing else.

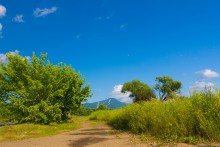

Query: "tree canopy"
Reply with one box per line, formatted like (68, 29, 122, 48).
(154, 76, 182, 101)
(97, 104, 109, 110)
(0, 52, 92, 124)
(121, 80, 155, 102)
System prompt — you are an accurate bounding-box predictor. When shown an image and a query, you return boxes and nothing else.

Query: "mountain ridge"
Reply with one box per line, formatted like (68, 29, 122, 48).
(83, 98, 127, 109)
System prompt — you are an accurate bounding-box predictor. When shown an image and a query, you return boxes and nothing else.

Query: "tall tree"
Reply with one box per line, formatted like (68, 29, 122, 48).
(121, 80, 155, 102)
(154, 76, 182, 101)
(0, 52, 92, 124)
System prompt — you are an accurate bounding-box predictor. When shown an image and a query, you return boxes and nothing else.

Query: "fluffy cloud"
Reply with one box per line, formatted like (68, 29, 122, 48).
(196, 69, 219, 79)
(33, 6, 57, 17)
(111, 85, 133, 103)
(191, 81, 215, 91)
(0, 5, 6, 18)
(13, 14, 24, 23)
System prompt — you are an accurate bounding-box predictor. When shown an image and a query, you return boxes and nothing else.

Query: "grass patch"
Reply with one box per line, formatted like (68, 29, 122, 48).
(89, 91, 220, 143)
(0, 116, 82, 142)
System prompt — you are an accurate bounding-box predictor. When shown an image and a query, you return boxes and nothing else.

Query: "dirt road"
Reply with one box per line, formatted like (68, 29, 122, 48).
(0, 121, 213, 147)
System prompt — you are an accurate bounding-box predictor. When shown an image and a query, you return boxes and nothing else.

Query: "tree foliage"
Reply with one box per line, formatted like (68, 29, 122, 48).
(0, 52, 91, 124)
(154, 76, 182, 101)
(121, 80, 155, 102)
(97, 104, 109, 110)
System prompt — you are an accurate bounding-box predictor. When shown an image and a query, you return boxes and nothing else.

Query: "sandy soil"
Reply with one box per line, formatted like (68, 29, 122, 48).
(0, 121, 218, 147)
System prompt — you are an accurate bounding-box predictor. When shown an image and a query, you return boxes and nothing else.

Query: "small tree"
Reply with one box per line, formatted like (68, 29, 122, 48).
(121, 80, 155, 102)
(154, 76, 182, 101)
(97, 104, 109, 110)
(0, 52, 92, 124)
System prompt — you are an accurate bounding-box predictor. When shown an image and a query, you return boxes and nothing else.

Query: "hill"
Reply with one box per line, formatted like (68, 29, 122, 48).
(83, 98, 127, 109)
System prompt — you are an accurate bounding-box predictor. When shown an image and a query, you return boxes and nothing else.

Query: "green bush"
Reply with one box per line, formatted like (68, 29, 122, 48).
(97, 104, 109, 110)
(89, 90, 220, 141)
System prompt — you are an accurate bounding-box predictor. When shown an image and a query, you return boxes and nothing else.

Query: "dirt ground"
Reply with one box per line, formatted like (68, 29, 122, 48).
(0, 121, 218, 147)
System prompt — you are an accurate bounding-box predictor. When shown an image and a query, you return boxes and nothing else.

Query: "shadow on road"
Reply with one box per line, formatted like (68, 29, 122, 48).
(68, 125, 113, 146)
(70, 129, 110, 136)
(68, 136, 112, 147)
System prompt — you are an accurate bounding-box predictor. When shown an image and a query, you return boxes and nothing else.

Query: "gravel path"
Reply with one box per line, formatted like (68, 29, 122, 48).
(0, 121, 216, 147)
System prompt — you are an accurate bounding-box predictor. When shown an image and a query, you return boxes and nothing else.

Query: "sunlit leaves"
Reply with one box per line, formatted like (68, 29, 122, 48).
(0, 52, 92, 124)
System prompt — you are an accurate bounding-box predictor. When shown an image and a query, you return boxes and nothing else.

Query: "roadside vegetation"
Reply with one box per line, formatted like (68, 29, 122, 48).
(90, 90, 220, 143)
(0, 116, 82, 142)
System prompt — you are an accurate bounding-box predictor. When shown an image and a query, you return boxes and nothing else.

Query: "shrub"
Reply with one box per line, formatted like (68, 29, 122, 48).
(97, 104, 109, 110)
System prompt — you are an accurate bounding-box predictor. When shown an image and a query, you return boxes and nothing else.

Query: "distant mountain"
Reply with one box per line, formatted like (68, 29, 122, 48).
(83, 98, 127, 109)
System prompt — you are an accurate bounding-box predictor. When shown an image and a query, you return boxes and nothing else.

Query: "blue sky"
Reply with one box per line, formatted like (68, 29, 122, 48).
(0, 0, 220, 103)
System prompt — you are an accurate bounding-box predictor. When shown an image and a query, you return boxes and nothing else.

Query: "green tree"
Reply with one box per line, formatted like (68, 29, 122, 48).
(97, 104, 109, 110)
(154, 76, 182, 101)
(121, 80, 155, 102)
(0, 52, 92, 124)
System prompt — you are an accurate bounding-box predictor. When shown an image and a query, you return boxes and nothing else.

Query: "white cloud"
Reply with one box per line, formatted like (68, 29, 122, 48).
(13, 14, 24, 23)
(0, 5, 6, 18)
(26, 56, 31, 62)
(0, 50, 31, 64)
(33, 6, 57, 17)
(196, 69, 219, 79)
(0, 23, 3, 38)
(0, 52, 7, 63)
(111, 85, 133, 103)
(190, 81, 215, 91)
(120, 23, 128, 29)
(0, 23, 2, 31)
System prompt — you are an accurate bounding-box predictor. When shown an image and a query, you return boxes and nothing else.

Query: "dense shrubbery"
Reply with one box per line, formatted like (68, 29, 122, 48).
(0, 52, 91, 124)
(90, 90, 220, 141)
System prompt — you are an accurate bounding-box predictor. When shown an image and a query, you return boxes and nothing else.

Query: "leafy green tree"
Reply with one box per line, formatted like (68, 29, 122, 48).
(121, 80, 155, 102)
(97, 104, 109, 110)
(154, 76, 182, 101)
(0, 52, 92, 124)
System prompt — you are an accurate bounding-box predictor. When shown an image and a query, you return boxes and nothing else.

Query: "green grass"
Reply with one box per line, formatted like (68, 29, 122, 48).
(0, 116, 82, 142)
(89, 91, 220, 143)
